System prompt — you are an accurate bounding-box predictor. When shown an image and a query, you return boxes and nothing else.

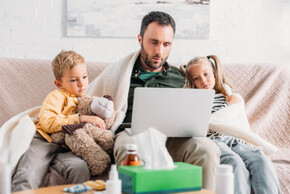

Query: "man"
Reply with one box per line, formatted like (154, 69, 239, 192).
(88, 11, 220, 190)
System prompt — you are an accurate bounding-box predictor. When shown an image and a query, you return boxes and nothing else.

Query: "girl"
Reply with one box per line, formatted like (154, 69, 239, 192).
(184, 55, 280, 194)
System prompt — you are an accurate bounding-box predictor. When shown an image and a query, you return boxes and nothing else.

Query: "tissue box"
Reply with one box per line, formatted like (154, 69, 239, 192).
(118, 162, 202, 194)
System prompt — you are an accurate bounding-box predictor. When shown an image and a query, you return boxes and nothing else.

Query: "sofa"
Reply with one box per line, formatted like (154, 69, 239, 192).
(0, 57, 289, 193)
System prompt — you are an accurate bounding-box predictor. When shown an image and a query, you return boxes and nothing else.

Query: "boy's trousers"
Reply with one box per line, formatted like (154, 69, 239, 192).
(11, 132, 90, 192)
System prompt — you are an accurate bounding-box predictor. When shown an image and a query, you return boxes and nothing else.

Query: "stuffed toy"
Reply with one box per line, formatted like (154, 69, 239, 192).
(51, 95, 115, 176)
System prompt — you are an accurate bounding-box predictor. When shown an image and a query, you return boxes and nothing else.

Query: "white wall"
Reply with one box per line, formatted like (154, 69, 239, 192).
(0, 0, 289, 65)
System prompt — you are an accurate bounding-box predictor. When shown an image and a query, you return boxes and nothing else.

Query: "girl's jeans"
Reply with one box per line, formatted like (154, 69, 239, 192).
(212, 137, 280, 194)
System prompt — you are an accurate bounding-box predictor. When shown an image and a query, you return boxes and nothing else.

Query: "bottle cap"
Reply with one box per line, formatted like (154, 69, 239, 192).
(109, 165, 119, 180)
(126, 144, 137, 151)
(217, 164, 233, 174)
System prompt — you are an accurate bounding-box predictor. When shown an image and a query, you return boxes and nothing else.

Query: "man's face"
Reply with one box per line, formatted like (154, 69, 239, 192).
(138, 22, 174, 72)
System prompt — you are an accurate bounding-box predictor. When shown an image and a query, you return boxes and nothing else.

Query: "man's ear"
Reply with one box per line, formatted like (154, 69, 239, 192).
(137, 34, 142, 46)
(54, 80, 63, 89)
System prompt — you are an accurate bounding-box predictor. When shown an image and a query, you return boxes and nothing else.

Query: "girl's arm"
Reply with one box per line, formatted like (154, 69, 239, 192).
(226, 94, 241, 105)
(224, 84, 243, 105)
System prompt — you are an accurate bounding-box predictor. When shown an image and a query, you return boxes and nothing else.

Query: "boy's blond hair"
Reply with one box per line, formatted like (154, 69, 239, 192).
(52, 50, 85, 81)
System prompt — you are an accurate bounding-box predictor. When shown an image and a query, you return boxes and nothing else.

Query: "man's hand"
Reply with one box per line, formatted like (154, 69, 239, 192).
(226, 94, 241, 105)
(79, 115, 106, 130)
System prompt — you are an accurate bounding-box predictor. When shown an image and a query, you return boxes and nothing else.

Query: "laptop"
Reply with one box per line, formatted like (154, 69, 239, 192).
(130, 87, 214, 137)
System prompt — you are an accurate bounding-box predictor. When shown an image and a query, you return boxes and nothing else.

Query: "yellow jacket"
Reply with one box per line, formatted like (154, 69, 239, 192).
(36, 89, 80, 142)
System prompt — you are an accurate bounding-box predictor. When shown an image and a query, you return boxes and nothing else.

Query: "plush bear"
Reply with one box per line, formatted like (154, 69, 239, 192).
(51, 95, 115, 176)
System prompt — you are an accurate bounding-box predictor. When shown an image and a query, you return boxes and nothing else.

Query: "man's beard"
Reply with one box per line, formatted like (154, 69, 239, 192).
(140, 44, 167, 70)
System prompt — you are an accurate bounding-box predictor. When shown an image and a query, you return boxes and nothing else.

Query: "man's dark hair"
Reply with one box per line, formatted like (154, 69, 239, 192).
(140, 11, 176, 38)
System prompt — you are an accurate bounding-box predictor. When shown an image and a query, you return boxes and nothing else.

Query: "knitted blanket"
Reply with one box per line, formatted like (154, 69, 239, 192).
(223, 63, 290, 150)
(222, 63, 290, 194)
(209, 99, 279, 155)
(0, 106, 40, 173)
(87, 50, 141, 133)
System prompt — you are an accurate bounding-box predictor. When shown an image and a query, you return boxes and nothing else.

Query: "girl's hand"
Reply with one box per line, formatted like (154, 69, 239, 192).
(79, 115, 106, 130)
(226, 94, 241, 105)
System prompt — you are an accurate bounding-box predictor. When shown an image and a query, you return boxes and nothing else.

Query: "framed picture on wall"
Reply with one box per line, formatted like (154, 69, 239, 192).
(66, 0, 210, 39)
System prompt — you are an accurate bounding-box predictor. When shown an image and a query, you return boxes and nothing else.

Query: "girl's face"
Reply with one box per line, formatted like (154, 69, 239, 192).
(188, 62, 215, 90)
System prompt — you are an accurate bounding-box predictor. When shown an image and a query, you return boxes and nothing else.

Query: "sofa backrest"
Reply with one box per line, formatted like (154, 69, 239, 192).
(0, 58, 108, 126)
(0, 58, 289, 149)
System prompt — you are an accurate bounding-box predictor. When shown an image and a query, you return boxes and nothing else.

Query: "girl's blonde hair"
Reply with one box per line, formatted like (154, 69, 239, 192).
(52, 50, 85, 81)
(183, 55, 234, 96)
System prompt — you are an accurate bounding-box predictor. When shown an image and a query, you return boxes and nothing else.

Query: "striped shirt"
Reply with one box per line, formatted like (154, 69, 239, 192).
(212, 93, 229, 113)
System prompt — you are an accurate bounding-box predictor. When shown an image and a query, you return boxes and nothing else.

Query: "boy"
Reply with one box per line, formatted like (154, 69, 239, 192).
(12, 51, 105, 191)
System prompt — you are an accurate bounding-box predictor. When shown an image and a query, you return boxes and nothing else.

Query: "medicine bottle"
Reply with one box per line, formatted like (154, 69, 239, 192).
(216, 164, 234, 194)
(106, 165, 121, 194)
(122, 144, 141, 166)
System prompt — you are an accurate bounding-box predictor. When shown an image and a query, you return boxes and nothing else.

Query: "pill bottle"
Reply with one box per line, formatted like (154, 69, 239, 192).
(216, 164, 234, 194)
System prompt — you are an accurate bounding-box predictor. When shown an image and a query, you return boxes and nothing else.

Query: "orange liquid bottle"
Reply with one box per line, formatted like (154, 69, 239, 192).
(122, 144, 141, 166)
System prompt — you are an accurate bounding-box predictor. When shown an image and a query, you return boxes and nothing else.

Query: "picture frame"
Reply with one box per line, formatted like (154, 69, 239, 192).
(66, 0, 210, 39)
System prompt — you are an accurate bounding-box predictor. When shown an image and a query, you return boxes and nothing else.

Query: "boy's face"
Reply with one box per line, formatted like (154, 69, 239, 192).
(55, 63, 88, 97)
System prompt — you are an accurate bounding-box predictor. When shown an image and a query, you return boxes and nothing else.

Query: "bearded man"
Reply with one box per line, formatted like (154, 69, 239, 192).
(87, 11, 220, 190)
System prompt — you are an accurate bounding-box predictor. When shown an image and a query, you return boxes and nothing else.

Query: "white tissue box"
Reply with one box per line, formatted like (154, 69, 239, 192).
(118, 162, 202, 194)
